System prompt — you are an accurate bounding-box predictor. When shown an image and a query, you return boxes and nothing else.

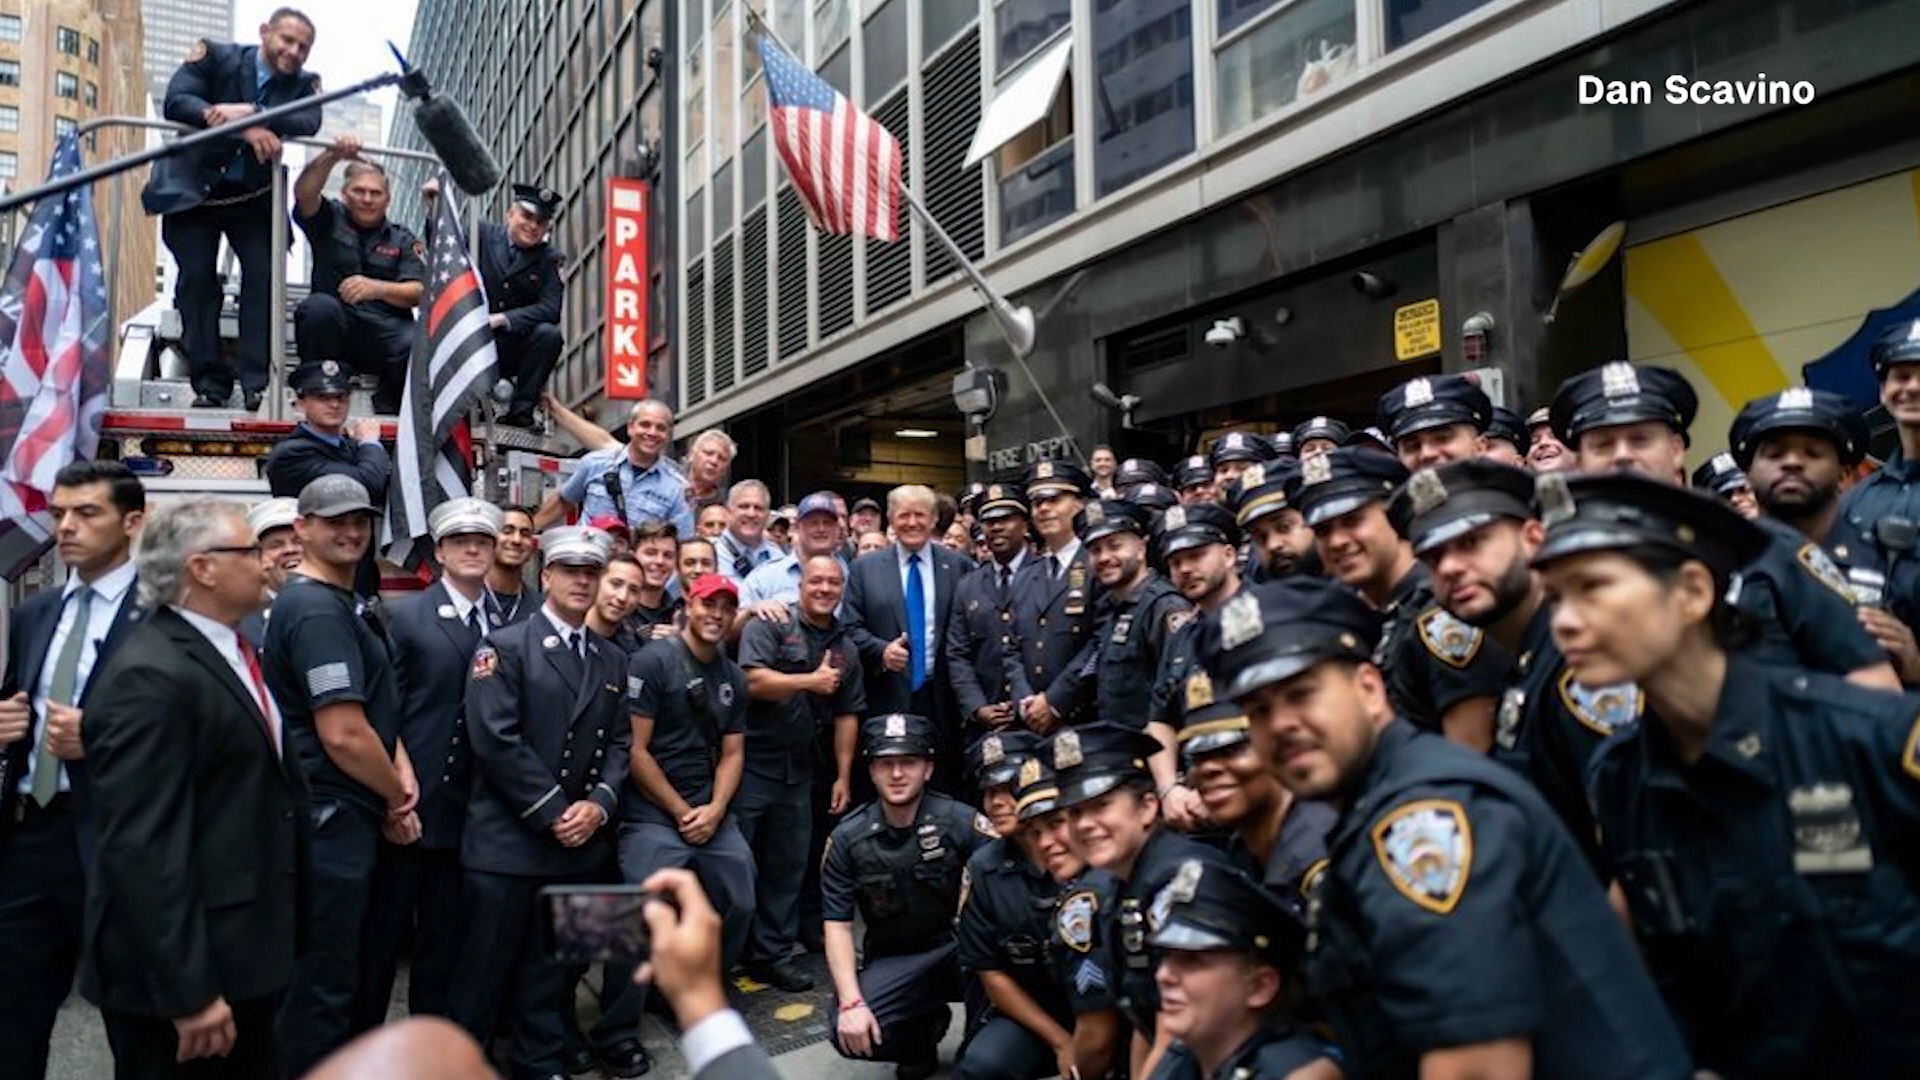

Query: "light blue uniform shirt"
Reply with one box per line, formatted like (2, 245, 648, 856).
(560, 446, 695, 538)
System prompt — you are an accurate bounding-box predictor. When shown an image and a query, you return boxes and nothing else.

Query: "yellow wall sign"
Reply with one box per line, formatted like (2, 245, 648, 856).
(1394, 299, 1442, 361)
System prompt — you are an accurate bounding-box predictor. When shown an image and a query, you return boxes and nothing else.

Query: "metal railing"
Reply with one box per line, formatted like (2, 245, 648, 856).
(73, 115, 476, 422)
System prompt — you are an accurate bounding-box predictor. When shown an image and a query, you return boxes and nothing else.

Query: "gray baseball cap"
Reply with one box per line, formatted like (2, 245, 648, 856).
(298, 475, 379, 519)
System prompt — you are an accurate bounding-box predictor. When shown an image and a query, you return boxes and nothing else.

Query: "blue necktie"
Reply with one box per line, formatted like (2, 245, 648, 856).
(906, 553, 927, 691)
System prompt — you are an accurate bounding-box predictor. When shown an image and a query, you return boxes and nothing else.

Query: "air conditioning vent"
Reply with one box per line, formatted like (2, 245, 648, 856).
(686, 259, 707, 405)
(776, 185, 810, 361)
(741, 208, 769, 380)
(866, 90, 913, 314)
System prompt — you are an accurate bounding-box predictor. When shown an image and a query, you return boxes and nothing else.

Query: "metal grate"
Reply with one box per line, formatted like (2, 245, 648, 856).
(866, 90, 913, 314)
(686, 259, 707, 405)
(776, 186, 810, 361)
(818, 229, 855, 340)
(741, 208, 770, 380)
(712, 238, 736, 394)
(921, 29, 985, 282)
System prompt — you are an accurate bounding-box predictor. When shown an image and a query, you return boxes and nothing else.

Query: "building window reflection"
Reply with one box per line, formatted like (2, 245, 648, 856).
(994, 0, 1070, 75)
(1091, 0, 1193, 198)
(997, 72, 1075, 244)
(1214, 0, 1356, 136)
(1386, 0, 1497, 49)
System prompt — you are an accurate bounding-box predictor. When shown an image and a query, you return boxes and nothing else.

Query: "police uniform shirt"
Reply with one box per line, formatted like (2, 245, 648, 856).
(820, 791, 993, 958)
(1307, 720, 1689, 1079)
(946, 552, 1027, 722)
(1048, 868, 1122, 1016)
(297, 197, 426, 318)
(1005, 543, 1100, 720)
(1739, 515, 1887, 675)
(1588, 651, 1920, 1077)
(1226, 799, 1338, 924)
(1142, 1027, 1331, 1080)
(622, 637, 749, 825)
(1091, 576, 1191, 730)
(1110, 828, 1238, 1037)
(736, 614, 865, 783)
(560, 446, 697, 539)
(1831, 452, 1920, 632)
(1378, 563, 1511, 733)
(956, 837, 1074, 1026)
(263, 573, 402, 816)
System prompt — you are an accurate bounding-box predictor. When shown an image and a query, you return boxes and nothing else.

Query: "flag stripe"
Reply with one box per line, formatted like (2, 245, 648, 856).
(759, 34, 902, 244)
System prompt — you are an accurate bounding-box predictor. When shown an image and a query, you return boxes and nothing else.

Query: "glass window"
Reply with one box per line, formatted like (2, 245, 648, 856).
(994, 0, 1070, 74)
(1218, 0, 1280, 36)
(921, 0, 974, 59)
(56, 71, 80, 99)
(863, 0, 907, 101)
(1214, 0, 1356, 135)
(0, 16, 20, 43)
(1386, 0, 1497, 50)
(999, 139, 1073, 245)
(0, 61, 17, 88)
(714, 4, 737, 161)
(55, 116, 77, 138)
(821, 43, 851, 96)
(770, 0, 805, 54)
(84, 81, 97, 108)
(86, 37, 99, 63)
(1090, 0, 1194, 197)
(813, 0, 850, 60)
(0, 153, 17, 180)
(56, 26, 80, 55)
(741, 127, 767, 211)
(0, 106, 17, 133)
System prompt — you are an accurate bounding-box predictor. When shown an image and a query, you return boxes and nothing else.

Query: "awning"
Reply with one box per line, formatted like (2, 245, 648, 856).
(966, 37, 1073, 167)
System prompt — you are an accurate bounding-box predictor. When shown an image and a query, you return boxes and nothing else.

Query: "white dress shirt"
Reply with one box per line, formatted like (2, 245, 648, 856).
(444, 581, 486, 637)
(1046, 538, 1082, 579)
(22, 559, 136, 795)
(177, 606, 282, 756)
(895, 542, 938, 657)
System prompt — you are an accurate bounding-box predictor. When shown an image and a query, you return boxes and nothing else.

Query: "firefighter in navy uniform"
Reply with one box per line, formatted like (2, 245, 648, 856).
(947, 483, 1032, 734)
(446, 525, 630, 1080)
(1536, 472, 1920, 1079)
(824, 714, 996, 1080)
(1006, 460, 1099, 732)
(954, 732, 1077, 1080)
(1142, 860, 1337, 1080)
(478, 184, 567, 426)
(1199, 577, 1691, 1080)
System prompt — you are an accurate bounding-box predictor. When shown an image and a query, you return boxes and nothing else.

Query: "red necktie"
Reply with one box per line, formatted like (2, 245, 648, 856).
(236, 634, 277, 749)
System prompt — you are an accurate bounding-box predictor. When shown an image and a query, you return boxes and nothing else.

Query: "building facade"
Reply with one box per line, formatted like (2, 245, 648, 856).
(140, 0, 231, 108)
(317, 94, 386, 198)
(389, 0, 673, 420)
(1, 0, 155, 332)
(666, 0, 1920, 497)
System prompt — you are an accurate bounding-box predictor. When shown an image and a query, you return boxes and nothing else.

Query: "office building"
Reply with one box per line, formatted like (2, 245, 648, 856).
(140, 0, 231, 107)
(318, 93, 386, 197)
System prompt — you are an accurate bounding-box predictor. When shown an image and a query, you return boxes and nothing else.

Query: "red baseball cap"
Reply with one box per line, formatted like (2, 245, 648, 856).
(587, 513, 631, 537)
(686, 573, 739, 602)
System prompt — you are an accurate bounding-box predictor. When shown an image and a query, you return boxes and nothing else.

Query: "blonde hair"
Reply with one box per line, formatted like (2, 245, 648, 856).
(887, 485, 937, 518)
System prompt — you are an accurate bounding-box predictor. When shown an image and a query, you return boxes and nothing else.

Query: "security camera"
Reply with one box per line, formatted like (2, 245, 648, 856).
(1205, 317, 1244, 349)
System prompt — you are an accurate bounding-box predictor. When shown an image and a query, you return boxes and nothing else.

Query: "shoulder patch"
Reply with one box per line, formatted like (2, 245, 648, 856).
(820, 834, 834, 870)
(1057, 889, 1098, 953)
(1904, 712, 1920, 782)
(1299, 857, 1329, 902)
(973, 811, 998, 838)
(1370, 799, 1472, 915)
(185, 39, 208, 62)
(957, 865, 973, 914)
(1416, 606, 1483, 668)
(1557, 673, 1641, 737)
(412, 239, 426, 258)
(470, 646, 497, 680)
(1165, 607, 1195, 634)
(1797, 543, 1855, 602)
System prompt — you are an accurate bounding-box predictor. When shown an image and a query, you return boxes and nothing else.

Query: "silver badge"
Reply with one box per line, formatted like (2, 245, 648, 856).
(1149, 859, 1205, 932)
(1302, 453, 1333, 486)
(718, 683, 734, 707)
(1241, 463, 1266, 490)
(1778, 387, 1814, 411)
(1036, 461, 1055, 480)
(1404, 378, 1435, 408)
(982, 736, 1004, 766)
(1220, 592, 1263, 651)
(1495, 687, 1523, 750)
(1407, 469, 1448, 517)
(1789, 782, 1873, 874)
(885, 714, 906, 738)
(1086, 502, 1106, 525)
(1053, 728, 1083, 769)
(320, 359, 341, 377)
(542, 635, 560, 649)
(1536, 473, 1576, 527)
(1710, 451, 1737, 475)
(1600, 361, 1640, 398)
(1163, 506, 1187, 531)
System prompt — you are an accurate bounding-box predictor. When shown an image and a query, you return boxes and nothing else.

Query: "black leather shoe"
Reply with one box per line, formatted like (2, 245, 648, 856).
(562, 1040, 597, 1076)
(753, 956, 815, 992)
(191, 392, 226, 408)
(243, 390, 263, 412)
(599, 1039, 652, 1079)
(498, 409, 537, 428)
(896, 1055, 939, 1080)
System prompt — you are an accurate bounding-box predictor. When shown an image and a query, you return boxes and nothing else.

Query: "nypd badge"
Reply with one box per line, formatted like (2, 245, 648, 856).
(1557, 673, 1641, 737)
(1536, 473, 1576, 526)
(1416, 607, 1483, 669)
(1185, 671, 1215, 711)
(1778, 386, 1814, 411)
(1404, 378, 1435, 407)
(1086, 502, 1106, 526)
(1057, 890, 1098, 953)
(1797, 543, 1855, 602)
(1371, 799, 1472, 915)
(1163, 506, 1187, 531)
(1053, 728, 1083, 769)
(1220, 592, 1263, 651)
(982, 735, 1005, 766)
(885, 714, 907, 738)
(1241, 463, 1266, 490)
(1018, 757, 1043, 789)
(974, 812, 997, 837)
(1148, 859, 1204, 932)
(1495, 687, 1524, 750)
(1600, 361, 1640, 398)
(1407, 469, 1448, 517)
(957, 866, 972, 913)
(1036, 461, 1055, 480)
(1302, 453, 1333, 486)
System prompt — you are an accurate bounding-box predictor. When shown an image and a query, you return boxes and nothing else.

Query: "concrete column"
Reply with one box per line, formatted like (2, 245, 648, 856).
(1438, 200, 1548, 410)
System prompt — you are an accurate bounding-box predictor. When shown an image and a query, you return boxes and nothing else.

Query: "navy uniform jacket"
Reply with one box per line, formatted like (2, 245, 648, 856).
(1831, 451, 1920, 632)
(476, 222, 565, 335)
(1049, 868, 1121, 1017)
(956, 838, 1072, 1027)
(841, 545, 968, 721)
(1090, 575, 1189, 729)
(1589, 653, 1920, 1078)
(298, 198, 426, 319)
(143, 41, 322, 215)
(1379, 564, 1510, 733)
(1307, 720, 1690, 1080)
(1226, 799, 1338, 924)
(1110, 828, 1237, 1038)
(385, 582, 485, 849)
(461, 615, 630, 878)
(1739, 516, 1885, 675)
(737, 614, 864, 784)
(1142, 1027, 1332, 1080)
(945, 556, 1023, 726)
(265, 425, 392, 506)
(820, 792, 993, 958)
(1003, 547, 1100, 723)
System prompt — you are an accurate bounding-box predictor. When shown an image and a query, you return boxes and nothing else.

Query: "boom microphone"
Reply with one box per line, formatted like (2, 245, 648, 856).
(392, 48, 501, 196)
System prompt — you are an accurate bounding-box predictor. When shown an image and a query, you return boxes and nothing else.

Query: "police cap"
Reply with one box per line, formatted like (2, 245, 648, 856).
(1126, 483, 1179, 515)
(1114, 457, 1169, 491)
(1153, 502, 1240, 559)
(1224, 461, 1296, 528)
(1267, 431, 1296, 458)
(976, 482, 1030, 521)
(1550, 362, 1698, 445)
(1343, 425, 1394, 453)
(429, 497, 504, 541)
(1199, 578, 1383, 702)
(1292, 416, 1351, 450)
(1174, 670, 1250, 762)
(1013, 757, 1062, 822)
(511, 182, 561, 220)
(1870, 318, 1920, 375)
(1530, 472, 1769, 578)
(1728, 387, 1869, 468)
(1208, 431, 1274, 469)
(1388, 459, 1534, 557)
(290, 358, 353, 396)
(247, 497, 299, 539)
(1377, 374, 1492, 442)
(1048, 722, 1162, 808)
(1147, 859, 1304, 966)
(1691, 452, 1750, 498)
(969, 729, 1042, 791)
(1171, 455, 1213, 491)
(1289, 447, 1409, 528)
(863, 713, 938, 759)
(1023, 458, 1090, 500)
(959, 482, 990, 519)
(1076, 498, 1148, 544)
(1486, 406, 1527, 453)
(542, 524, 612, 567)
(298, 474, 377, 519)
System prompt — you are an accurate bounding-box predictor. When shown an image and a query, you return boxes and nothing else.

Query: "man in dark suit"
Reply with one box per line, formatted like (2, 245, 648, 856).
(81, 499, 305, 1078)
(842, 485, 968, 788)
(944, 483, 1030, 737)
(1004, 460, 1099, 731)
(144, 10, 323, 411)
(0, 460, 146, 1079)
(356, 499, 501, 1026)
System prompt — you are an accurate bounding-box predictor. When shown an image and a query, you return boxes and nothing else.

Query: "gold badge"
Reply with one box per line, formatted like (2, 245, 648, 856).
(1241, 463, 1266, 490)
(1018, 757, 1043, 789)
(1053, 728, 1083, 769)
(1371, 799, 1472, 915)
(1302, 453, 1333, 486)
(1220, 592, 1263, 651)
(1185, 671, 1215, 710)
(1037, 461, 1055, 480)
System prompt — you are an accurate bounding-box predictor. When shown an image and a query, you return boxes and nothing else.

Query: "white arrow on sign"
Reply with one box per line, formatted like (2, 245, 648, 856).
(614, 363, 642, 388)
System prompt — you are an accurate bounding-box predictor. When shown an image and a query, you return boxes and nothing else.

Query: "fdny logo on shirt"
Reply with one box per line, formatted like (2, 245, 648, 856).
(1371, 799, 1472, 915)
(1416, 607, 1483, 669)
(1557, 673, 1641, 737)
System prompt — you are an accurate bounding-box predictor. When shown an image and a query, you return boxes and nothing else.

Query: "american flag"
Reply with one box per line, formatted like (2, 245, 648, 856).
(760, 34, 901, 242)
(384, 187, 495, 568)
(0, 135, 111, 580)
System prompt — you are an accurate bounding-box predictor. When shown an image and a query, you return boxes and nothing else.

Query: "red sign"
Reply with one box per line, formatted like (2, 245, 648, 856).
(604, 178, 650, 400)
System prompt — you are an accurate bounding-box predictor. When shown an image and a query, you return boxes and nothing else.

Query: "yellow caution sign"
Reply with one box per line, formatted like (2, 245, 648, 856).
(1394, 299, 1442, 361)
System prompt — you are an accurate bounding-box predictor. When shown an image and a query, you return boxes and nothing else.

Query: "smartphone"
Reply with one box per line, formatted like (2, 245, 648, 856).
(537, 885, 662, 965)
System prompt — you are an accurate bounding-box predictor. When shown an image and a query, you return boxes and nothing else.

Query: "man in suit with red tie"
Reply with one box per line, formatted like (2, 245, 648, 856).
(81, 499, 306, 1078)
(842, 485, 970, 789)
(0, 460, 146, 1078)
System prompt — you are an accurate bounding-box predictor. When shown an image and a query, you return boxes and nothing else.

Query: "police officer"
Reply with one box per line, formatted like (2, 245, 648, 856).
(1377, 373, 1492, 470)
(954, 733, 1075, 1080)
(1144, 860, 1334, 1080)
(476, 184, 567, 425)
(1834, 319, 1920, 638)
(146, 12, 323, 410)
(1114, 458, 1170, 497)
(1145, 504, 1243, 741)
(1171, 456, 1215, 507)
(1126, 482, 1179, 519)
(948, 483, 1032, 736)
(1226, 462, 1316, 584)
(824, 714, 995, 1080)
(1049, 723, 1236, 1078)
(1535, 472, 1920, 1078)
(264, 359, 391, 596)
(1201, 577, 1691, 1079)
(1006, 460, 1098, 732)
(1483, 405, 1528, 467)
(446, 525, 630, 1080)
(261, 476, 411, 1076)
(1290, 416, 1349, 459)
(1551, 361, 1899, 687)
(737, 555, 865, 992)
(1292, 447, 1509, 749)
(1267, 431, 1296, 460)
(1079, 499, 1190, 795)
(1690, 450, 1760, 517)
(1208, 432, 1273, 495)
(1525, 405, 1571, 472)
(292, 139, 425, 414)
(596, 572, 757, 1073)
(357, 497, 501, 1027)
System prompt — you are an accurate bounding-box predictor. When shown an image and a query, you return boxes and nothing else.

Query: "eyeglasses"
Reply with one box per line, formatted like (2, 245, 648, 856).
(200, 544, 263, 557)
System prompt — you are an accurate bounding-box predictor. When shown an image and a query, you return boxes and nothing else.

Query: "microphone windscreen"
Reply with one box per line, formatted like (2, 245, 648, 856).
(413, 93, 502, 196)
